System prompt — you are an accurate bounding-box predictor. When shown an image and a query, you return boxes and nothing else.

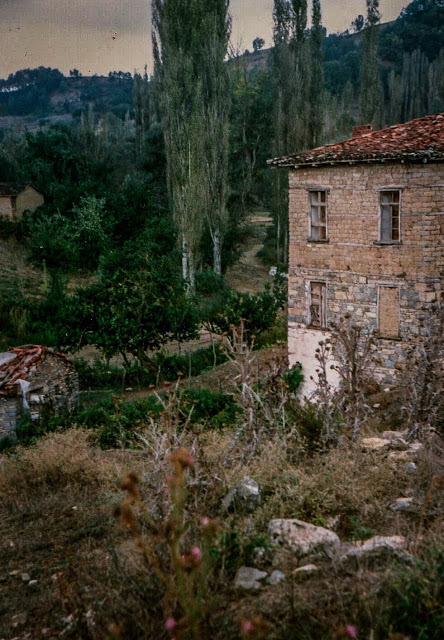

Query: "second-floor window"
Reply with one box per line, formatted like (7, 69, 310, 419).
(379, 190, 400, 242)
(309, 190, 328, 240)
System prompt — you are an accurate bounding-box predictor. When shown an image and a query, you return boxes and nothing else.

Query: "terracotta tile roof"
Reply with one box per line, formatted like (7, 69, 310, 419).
(0, 345, 71, 397)
(0, 183, 42, 197)
(268, 113, 444, 169)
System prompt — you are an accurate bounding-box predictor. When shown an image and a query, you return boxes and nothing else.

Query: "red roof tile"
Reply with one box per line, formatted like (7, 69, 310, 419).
(268, 113, 444, 168)
(0, 345, 71, 397)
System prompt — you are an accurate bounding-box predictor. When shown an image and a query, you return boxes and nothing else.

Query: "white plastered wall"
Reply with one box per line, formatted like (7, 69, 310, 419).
(288, 326, 341, 398)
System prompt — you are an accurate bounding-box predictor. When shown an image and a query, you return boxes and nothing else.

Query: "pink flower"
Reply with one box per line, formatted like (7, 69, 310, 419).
(191, 546, 202, 562)
(201, 516, 210, 527)
(345, 625, 357, 638)
(241, 619, 254, 634)
(165, 617, 176, 631)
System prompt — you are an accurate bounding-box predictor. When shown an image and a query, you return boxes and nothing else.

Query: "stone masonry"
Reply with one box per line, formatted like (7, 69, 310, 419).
(287, 163, 443, 391)
(269, 114, 444, 394)
(0, 346, 79, 437)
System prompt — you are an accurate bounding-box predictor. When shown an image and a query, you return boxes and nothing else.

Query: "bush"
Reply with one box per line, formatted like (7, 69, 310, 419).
(378, 545, 444, 639)
(74, 346, 228, 391)
(283, 362, 303, 393)
(153, 345, 228, 381)
(12, 386, 239, 450)
(181, 388, 240, 430)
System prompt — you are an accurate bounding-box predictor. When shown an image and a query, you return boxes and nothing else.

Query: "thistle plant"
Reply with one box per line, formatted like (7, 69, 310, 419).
(114, 449, 219, 639)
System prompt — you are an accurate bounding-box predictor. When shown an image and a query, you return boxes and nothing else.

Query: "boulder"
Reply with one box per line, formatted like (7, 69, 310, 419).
(234, 566, 268, 590)
(340, 536, 413, 567)
(293, 564, 318, 578)
(222, 477, 261, 513)
(390, 497, 416, 512)
(266, 570, 286, 585)
(361, 437, 392, 452)
(268, 519, 340, 558)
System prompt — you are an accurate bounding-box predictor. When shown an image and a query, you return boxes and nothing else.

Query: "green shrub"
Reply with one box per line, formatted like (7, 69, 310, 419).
(378, 546, 444, 639)
(181, 388, 240, 429)
(74, 346, 228, 391)
(153, 345, 228, 381)
(283, 362, 303, 393)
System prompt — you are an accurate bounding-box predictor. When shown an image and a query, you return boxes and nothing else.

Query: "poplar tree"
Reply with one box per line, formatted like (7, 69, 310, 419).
(152, 0, 231, 286)
(272, 0, 320, 263)
(360, 0, 382, 125)
(309, 0, 325, 148)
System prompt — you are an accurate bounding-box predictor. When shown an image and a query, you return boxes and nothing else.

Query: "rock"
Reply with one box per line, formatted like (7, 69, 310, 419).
(21, 573, 31, 582)
(251, 546, 268, 567)
(381, 430, 408, 441)
(293, 564, 318, 577)
(404, 462, 418, 473)
(361, 437, 392, 451)
(234, 566, 268, 590)
(408, 442, 424, 457)
(268, 519, 340, 558)
(340, 536, 413, 567)
(390, 497, 416, 512)
(326, 515, 340, 530)
(389, 442, 424, 462)
(28, 580, 38, 587)
(266, 570, 286, 585)
(222, 477, 261, 513)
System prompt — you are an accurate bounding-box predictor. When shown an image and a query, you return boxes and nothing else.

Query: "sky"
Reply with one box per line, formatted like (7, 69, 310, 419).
(0, 0, 411, 79)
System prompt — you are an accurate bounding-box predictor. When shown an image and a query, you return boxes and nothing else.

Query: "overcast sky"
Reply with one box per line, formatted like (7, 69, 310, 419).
(0, 0, 410, 78)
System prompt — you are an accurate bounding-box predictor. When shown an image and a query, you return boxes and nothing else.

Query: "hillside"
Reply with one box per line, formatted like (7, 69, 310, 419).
(1, 0, 443, 134)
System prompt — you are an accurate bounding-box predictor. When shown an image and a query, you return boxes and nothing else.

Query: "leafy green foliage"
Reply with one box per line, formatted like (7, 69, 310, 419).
(74, 345, 228, 390)
(63, 248, 199, 367)
(283, 362, 303, 393)
(180, 388, 240, 430)
(379, 546, 444, 640)
(201, 275, 287, 343)
(13, 386, 238, 449)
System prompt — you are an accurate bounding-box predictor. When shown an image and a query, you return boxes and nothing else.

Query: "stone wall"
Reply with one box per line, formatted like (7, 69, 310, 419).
(0, 195, 13, 219)
(0, 397, 21, 437)
(0, 353, 79, 436)
(288, 162, 443, 389)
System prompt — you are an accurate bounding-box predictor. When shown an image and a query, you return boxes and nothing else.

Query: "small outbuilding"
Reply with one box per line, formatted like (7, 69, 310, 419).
(0, 345, 79, 438)
(0, 183, 44, 221)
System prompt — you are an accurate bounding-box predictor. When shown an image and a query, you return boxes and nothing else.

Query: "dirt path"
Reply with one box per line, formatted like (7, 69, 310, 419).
(225, 212, 273, 293)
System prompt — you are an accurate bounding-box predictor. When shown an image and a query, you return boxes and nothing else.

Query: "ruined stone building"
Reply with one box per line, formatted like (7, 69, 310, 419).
(0, 183, 44, 221)
(269, 114, 443, 392)
(0, 346, 79, 438)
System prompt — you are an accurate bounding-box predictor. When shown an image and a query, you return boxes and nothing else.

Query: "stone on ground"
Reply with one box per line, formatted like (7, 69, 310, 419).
(268, 519, 340, 557)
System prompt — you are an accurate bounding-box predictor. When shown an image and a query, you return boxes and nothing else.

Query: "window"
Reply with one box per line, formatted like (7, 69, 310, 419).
(378, 286, 400, 338)
(309, 190, 328, 240)
(379, 190, 400, 242)
(309, 282, 327, 327)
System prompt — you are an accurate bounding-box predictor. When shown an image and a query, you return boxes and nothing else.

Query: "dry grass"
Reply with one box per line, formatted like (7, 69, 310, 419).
(0, 430, 127, 508)
(0, 389, 443, 638)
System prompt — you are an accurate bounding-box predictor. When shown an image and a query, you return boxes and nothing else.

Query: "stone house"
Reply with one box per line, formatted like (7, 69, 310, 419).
(268, 113, 443, 392)
(0, 183, 44, 221)
(0, 345, 79, 438)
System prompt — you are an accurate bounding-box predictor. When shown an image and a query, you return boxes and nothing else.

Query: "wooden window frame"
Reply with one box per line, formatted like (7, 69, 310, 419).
(308, 190, 328, 242)
(378, 190, 401, 244)
(309, 281, 327, 328)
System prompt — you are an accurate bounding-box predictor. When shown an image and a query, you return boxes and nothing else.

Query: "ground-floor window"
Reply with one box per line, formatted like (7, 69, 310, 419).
(378, 286, 400, 338)
(309, 281, 327, 327)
